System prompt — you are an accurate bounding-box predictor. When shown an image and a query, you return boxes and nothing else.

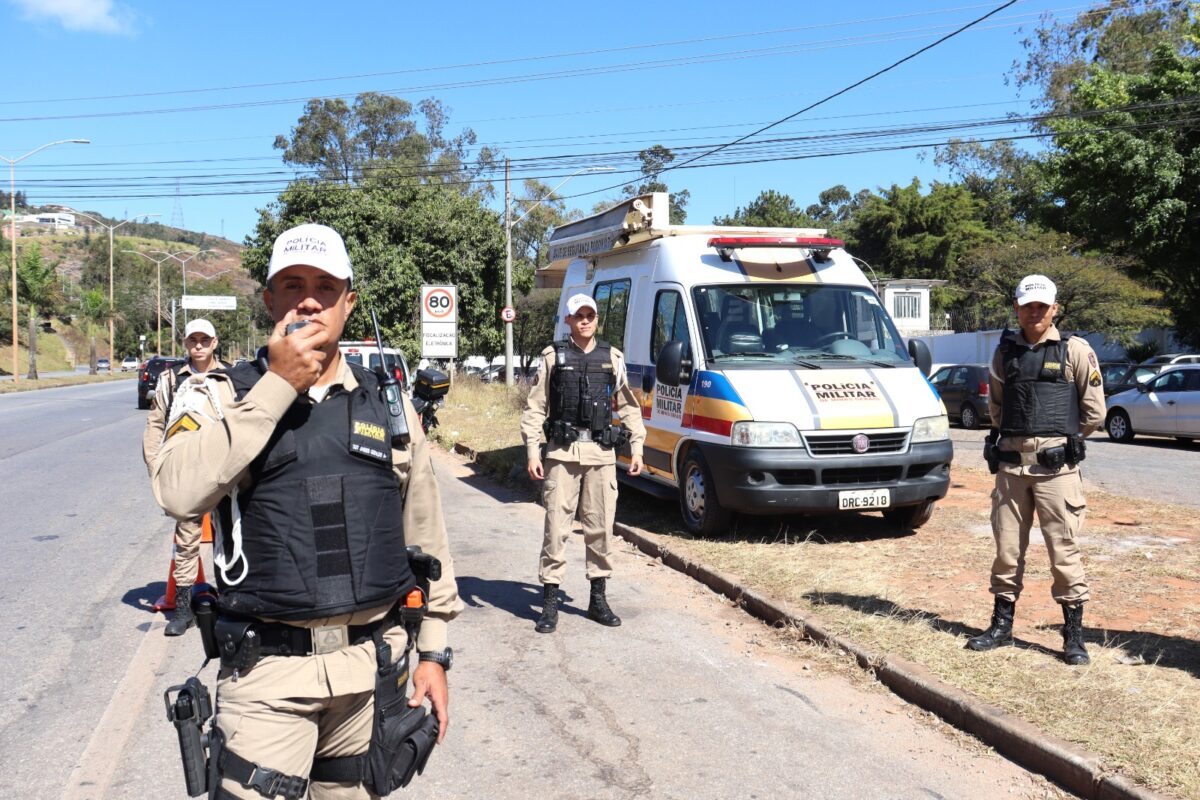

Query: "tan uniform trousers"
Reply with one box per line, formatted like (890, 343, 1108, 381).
(990, 468, 1089, 605)
(214, 624, 410, 799)
(172, 517, 203, 586)
(539, 459, 618, 585)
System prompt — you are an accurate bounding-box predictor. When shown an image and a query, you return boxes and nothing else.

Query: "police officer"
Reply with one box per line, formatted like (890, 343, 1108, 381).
(151, 223, 461, 798)
(142, 317, 227, 636)
(520, 293, 646, 634)
(968, 274, 1105, 665)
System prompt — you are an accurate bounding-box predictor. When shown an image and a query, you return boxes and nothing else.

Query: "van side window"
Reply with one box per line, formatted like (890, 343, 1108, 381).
(593, 278, 631, 351)
(651, 290, 691, 363)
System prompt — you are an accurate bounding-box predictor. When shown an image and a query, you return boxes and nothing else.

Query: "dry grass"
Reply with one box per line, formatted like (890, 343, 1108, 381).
(435, 384, 1200, 798)
(0, 372, 131, 393)
(429, 375, 531, 482)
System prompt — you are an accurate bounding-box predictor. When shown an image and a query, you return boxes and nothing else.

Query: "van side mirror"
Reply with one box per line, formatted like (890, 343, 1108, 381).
(908, 338, 932, 377)
(656, 341, 691, 387)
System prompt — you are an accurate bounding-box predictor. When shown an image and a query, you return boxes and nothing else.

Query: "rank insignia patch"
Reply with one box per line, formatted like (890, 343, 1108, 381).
(165, 413, 201, 439)
(1089, 370, 1102, 387)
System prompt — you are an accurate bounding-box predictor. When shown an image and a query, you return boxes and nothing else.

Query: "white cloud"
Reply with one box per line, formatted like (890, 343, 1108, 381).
(11, 0, 136, 35)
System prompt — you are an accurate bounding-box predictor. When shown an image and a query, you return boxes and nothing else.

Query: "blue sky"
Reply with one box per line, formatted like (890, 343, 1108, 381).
(1, 0, 1076, 243)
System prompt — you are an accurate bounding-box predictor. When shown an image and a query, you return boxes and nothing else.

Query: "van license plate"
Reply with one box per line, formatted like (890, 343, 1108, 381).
(838, 489, 891, 510)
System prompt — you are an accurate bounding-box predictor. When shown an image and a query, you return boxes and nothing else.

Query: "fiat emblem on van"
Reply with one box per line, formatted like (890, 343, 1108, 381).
(851, 434, 870, 454)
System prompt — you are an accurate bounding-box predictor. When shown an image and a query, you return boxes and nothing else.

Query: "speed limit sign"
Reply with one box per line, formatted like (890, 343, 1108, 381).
(500, 306, 517, 323)
(421, 286, 457, 323)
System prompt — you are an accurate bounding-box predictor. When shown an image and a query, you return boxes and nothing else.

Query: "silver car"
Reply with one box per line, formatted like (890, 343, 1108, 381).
(1105, 365, 1200, 444)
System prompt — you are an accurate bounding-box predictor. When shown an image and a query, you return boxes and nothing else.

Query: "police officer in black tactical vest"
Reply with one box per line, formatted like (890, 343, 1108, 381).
(969, 274, 1105, 666)
(152, 223, 461, 798)
(520, 293, 646, 633)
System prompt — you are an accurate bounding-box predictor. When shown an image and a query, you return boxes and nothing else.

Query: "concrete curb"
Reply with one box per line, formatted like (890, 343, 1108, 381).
(612, 519, 1171, 800)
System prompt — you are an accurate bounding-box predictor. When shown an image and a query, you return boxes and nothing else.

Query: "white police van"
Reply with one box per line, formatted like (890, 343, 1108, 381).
(549, 193, 951, 535)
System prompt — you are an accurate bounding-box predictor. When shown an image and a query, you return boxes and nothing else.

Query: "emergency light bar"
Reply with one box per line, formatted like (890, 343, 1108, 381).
(708, 236, 844, 262)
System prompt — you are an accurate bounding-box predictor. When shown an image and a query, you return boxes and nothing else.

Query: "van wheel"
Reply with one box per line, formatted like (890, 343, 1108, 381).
(959, 404, 979, 430)
(1106, 410, 1134, 442)
(883, 499, 935, 530)
(678, 449, 733, 536)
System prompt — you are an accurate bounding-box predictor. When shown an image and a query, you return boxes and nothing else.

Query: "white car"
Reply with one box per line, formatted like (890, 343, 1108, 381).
(1105, 365, 1200, 444)
(120, 356, 139, 372)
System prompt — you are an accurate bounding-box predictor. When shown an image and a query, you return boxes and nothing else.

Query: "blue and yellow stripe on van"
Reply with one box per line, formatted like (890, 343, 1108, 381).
(682, 370, 753, 436)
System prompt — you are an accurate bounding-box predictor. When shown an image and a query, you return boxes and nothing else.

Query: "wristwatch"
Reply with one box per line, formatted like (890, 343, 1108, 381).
(418, 647, 453, 671)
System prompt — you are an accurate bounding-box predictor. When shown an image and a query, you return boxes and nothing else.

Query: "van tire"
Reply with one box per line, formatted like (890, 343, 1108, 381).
(678, 449, 733, 536)
(882, 499, 935, 530)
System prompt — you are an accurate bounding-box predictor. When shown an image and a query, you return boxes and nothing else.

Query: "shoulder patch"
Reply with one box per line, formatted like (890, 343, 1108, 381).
(1088, 370, 1102, 387)
(165, 412, 201, 439)
(1088, 351, 1098, 367)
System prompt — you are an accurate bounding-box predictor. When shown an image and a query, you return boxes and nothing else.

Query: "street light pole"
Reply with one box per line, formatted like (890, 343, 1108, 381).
(502, 163, 614, 386)
(75, 210, 161, 364)
(125, 249, 176, 355)
(2, 138, 89, 381)
(152, 248, 217, 330)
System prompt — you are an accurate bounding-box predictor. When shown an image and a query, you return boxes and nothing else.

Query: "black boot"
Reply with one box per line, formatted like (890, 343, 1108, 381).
(966, 596, 1015, 651)
(164, 584, 195, 637)
(535, 584, 560, 634)
(587, 578, 621, 627)
(1061, 604, 1090, 666)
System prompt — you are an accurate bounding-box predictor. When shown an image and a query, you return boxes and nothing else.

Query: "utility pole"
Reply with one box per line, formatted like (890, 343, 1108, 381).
(504, 159, 514, 386)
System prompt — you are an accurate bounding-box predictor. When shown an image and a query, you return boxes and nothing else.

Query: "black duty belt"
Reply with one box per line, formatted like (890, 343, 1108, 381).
(994, 444, 1082, 468)
(249, 615, 398, 658)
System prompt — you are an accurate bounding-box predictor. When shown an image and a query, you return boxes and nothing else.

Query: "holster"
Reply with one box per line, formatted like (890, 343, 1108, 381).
(308, 631, 439, 793)
(983, 429, 1000, 475)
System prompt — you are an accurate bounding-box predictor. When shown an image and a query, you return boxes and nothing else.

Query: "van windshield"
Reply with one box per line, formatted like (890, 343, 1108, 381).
(691, 284, 910, 367)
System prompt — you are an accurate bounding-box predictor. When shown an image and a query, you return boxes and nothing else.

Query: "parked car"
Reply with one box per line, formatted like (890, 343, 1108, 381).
(120, 356, 139, 372)
(1105, 365, 1200, 444)
(928, 364, 990, 429)
(96, 357, 111, 371)
(1098, 360, 1132, 395)
(1105, 355, 1200, 396)
(137, 356, 185, 409)
(338, 341, 410, 391)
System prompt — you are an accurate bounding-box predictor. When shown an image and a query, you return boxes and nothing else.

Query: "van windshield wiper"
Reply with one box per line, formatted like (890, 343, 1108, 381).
(714, 351, 778, 359)
(792, 356, 823, 368)
(809, 353, 898, 368)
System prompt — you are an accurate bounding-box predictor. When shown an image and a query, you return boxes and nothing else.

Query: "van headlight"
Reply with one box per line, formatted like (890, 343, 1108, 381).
(730, 421, 802, 447)
(911, 414, 950, 443)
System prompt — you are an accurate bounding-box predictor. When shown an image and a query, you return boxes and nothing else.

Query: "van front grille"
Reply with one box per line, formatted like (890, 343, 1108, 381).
(803, 431, 908, 456)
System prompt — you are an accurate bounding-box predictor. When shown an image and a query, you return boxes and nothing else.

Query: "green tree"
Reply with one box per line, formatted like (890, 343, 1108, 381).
(514, 289, 562, 369)
(714, 189, 816, 227)
(622, 144, 690, 223)
(1040, 24, 1200, 346)
(16, 242, 61, 379)
(932, 139, 1051, 230)
(1013, 0, 1195, 114)
(77, 288, 112, 375)
(242, 177, 506, 360)
(512, 178, 582, 271)
(274, 93, 496, 193)
(949, 230, 1168, 341)
(846, 179, 995, 282)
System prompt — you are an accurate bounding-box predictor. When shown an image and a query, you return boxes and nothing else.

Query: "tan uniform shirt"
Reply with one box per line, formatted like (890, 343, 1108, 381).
(142, 359, 227, 475)
(988, 325, 1106, 476)
(150, 356, 462, 656)
(520, 339, 646, 467)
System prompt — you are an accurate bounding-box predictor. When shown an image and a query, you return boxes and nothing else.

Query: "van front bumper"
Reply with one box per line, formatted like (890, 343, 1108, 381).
(698, 439, 953, 514)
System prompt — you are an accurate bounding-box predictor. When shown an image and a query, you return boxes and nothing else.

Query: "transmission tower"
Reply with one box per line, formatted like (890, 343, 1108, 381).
(170, 179, 185, 230)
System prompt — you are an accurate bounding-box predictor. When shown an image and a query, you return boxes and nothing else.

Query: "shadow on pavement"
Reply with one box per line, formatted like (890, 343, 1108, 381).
(456, 576, 586, 622)
(122, 581, 166, 614)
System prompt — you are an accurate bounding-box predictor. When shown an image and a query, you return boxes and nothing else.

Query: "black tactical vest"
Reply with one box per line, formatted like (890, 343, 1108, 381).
(998, 330, 1080, 437)
(548, 339, 615, 429)
(213, 362, 415, 621)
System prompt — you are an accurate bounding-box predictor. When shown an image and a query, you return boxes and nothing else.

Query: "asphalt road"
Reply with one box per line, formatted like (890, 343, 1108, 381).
(1, 382, 1051, 799)
(950, 426, 1200, 508)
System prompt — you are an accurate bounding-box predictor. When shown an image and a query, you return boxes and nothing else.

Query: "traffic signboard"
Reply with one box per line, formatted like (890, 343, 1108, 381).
(420, 285, 458, 358)
(421, 286, 457, 323)
(500, 306, 516, 323)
